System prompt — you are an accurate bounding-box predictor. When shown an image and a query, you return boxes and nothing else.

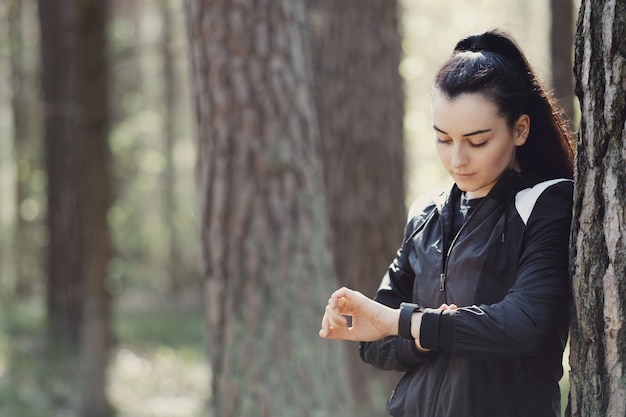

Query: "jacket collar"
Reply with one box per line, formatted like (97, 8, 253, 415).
(432, 168, 524, 214)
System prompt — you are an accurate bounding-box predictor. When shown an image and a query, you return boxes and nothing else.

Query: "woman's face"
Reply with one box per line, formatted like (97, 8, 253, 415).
(432, 90, 529, 199)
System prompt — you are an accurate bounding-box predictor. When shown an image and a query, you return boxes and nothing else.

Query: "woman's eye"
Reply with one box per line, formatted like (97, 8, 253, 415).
(470, 141, 488, 148)
(436, 137, 452, 144)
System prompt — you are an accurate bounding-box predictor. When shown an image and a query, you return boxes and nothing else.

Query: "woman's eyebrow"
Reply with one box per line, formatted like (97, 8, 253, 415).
(433, 125, 492, 137)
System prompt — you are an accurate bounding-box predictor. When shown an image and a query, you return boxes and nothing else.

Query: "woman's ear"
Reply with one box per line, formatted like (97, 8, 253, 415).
(514, 114, 530, 146)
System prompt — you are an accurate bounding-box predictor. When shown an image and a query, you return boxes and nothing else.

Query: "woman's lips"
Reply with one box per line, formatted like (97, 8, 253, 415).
(454, 172, 474, 179)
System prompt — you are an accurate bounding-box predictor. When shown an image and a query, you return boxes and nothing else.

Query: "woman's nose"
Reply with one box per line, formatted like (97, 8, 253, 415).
(451, 145, 469, 168)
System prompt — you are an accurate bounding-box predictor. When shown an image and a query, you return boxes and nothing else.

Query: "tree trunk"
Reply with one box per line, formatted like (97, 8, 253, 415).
(76, 2, 112, 416)
(39, 0, 85, 355)
(38, 0, 112, 415)
(550, 0, 575, 124)
(307, 0, 405, 410)
(185, 1, 355, 416)
(568, 1, 626, 416)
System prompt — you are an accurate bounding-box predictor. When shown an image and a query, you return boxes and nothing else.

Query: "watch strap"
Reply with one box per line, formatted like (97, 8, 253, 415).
(399, 302, 420, 340)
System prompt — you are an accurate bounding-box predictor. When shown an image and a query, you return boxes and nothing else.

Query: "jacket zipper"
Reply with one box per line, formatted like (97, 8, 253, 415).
(440, 226, 464, 296)
(439, 196, 486, 295)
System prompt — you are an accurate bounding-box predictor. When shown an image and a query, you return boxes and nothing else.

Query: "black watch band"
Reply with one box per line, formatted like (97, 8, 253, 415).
(399, 302, 420, 340)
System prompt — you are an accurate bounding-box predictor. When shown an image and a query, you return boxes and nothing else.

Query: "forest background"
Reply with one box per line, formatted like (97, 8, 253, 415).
(0, 0, 579, 416)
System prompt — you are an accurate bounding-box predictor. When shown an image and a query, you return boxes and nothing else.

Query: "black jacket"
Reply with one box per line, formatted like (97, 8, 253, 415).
(360, 170, 573, 417)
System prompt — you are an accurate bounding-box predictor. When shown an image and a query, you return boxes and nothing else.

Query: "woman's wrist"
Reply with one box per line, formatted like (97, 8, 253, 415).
(388, 307, 400, 336)
(411, 312, 429, 352)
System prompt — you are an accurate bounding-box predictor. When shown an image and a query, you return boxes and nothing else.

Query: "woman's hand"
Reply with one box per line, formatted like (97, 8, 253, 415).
(319, 287, 398, 342)
(319, 289, 461, 344)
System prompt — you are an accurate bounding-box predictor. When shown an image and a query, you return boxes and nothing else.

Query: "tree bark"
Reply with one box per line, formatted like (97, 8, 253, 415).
(307, 0, 405, 410)
(185, 1, 355, 416)
(550, 0, 575, 124)
(76, 2, 112, 416)
(568, 1, 626, 416)
(39, 0, 85, 354)
(308, 0, 405, 314)
(38, 0, 112, 415)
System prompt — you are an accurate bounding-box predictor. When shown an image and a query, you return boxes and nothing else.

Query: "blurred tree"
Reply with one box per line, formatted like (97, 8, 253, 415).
(568, 1, 626, 416)
(185, 0, 356, 416)
(7, 0, 27, 296)
(8, 0, 42, 298)
(550, 0, 575, 124)
(307, 0, 405, 410)
(159, 0, 183, 294)
(108, 0, 157, 295)
(38, 0, 113, 415)
(108, 0, 200, 300)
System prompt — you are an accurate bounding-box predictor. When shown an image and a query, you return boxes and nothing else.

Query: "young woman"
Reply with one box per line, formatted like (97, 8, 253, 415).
(319, 30, 575, 417)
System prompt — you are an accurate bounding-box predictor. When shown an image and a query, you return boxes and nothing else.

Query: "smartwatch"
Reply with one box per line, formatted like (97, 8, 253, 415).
(399, 302, 421, 340)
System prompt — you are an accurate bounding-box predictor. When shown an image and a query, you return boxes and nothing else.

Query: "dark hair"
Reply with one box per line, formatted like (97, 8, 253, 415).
(434, 29, 574, 180)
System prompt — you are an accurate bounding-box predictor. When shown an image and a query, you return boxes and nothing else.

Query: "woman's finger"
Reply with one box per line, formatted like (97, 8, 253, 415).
(320, 309, 331, 337)
(326, 304, 349, 328)
(320, 312, 342, 336)
(320, 323, 355, 341)
(329, 287, 357, 307)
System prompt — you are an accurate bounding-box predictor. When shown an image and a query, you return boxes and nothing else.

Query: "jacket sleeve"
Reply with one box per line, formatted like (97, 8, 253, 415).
(420, 181, 572, 360)
(360, 198, 437, 371)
